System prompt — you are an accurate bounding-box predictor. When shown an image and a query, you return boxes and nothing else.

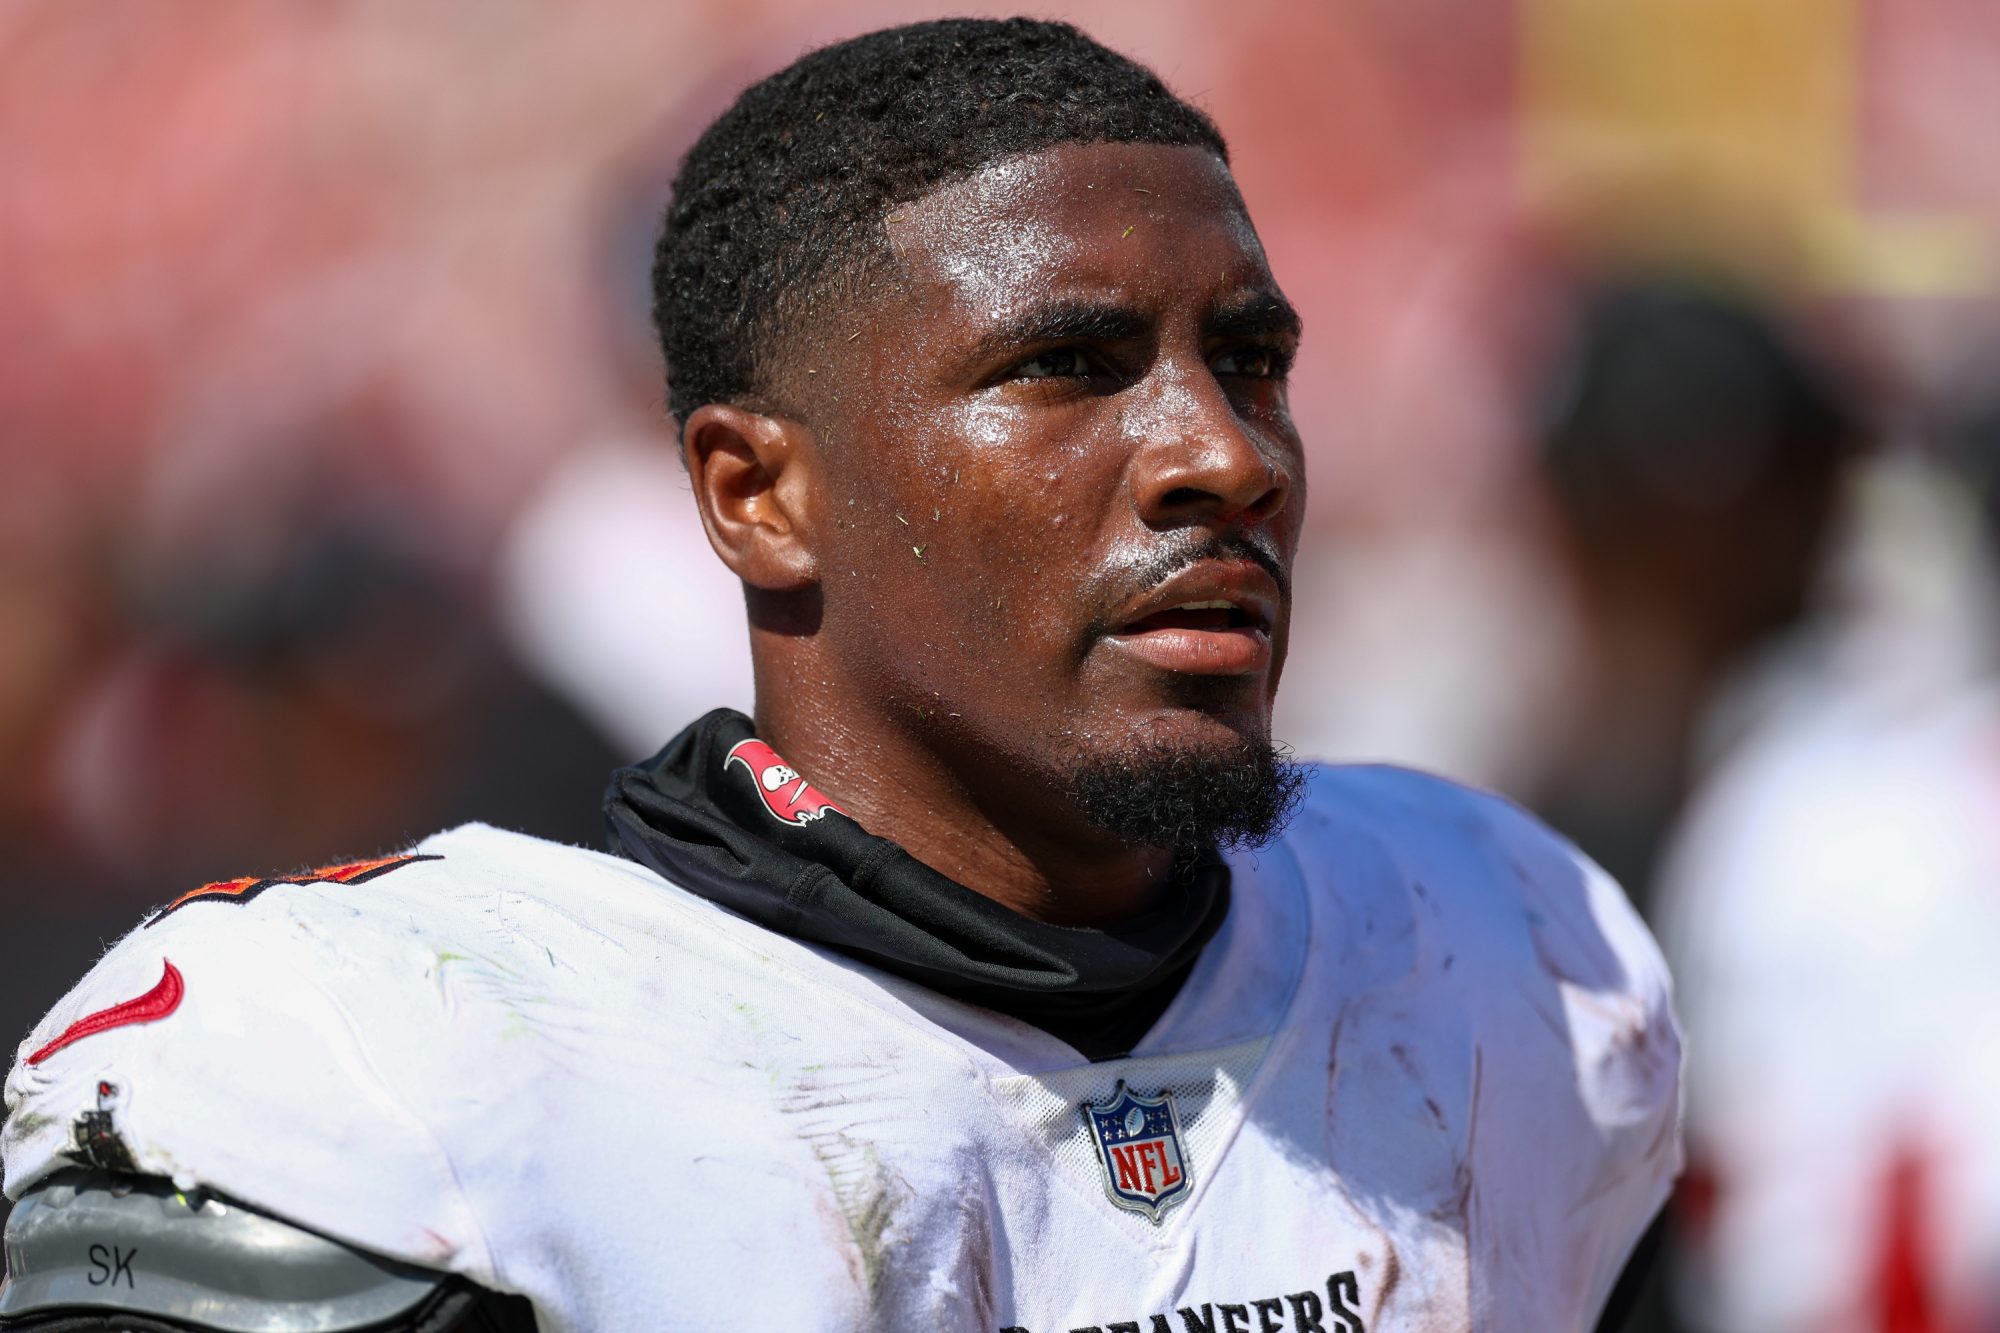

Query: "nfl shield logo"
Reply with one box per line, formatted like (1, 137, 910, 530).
(1082, 1081, 1192, 1221)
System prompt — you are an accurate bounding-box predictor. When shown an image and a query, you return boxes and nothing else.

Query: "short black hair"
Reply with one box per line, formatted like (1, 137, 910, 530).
(652, 18, 1228, 427)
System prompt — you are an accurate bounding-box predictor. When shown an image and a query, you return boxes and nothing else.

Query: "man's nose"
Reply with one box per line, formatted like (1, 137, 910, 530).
(1125, 370, 1295, 528)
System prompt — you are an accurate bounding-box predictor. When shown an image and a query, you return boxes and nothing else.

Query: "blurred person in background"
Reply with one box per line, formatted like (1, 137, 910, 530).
(1522, 277, 1862, 920)
(1656, 382, 2000, 1332)
(1, 485, 627, 1097)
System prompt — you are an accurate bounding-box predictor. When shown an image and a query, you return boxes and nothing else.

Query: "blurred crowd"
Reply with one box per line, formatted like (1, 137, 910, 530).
(7, 1, 2000, 1328)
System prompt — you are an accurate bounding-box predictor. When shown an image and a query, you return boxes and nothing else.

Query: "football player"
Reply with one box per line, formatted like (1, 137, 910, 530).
(1, 19, 1680, 1331)
(1658, 395, 2000, 1328)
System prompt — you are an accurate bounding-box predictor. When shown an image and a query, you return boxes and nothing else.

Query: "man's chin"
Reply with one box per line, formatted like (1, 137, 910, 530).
(1060, 726, 1305, 857)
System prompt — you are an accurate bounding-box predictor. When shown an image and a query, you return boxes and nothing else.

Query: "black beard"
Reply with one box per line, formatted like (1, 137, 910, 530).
(1063, 733, 1306, 857)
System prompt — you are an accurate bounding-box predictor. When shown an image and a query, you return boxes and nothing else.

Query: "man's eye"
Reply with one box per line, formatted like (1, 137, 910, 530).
(1012, 348, 1091, 380)
(1211, 347, 1283, 378)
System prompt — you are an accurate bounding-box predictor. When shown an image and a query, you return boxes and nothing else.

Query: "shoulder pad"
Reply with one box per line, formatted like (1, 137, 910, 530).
(0, 1171, 518, 1331)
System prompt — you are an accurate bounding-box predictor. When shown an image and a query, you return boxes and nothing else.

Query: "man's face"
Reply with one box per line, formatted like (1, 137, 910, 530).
(788, 141, 1305, 834)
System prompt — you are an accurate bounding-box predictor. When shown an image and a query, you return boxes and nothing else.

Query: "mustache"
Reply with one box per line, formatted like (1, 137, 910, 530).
(1126, 530, 1290, 600)
(1081, 530, 1291, 638)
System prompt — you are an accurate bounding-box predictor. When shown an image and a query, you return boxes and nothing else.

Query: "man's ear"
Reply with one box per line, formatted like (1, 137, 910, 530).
(682, 404, 819, 591)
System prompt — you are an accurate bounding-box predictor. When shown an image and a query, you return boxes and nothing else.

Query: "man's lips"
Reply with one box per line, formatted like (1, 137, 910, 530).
(1103, 560, 1280, 677)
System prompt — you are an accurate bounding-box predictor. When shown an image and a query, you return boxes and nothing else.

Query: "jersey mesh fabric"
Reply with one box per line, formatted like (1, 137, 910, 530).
(989, 1037, 1269, 1208)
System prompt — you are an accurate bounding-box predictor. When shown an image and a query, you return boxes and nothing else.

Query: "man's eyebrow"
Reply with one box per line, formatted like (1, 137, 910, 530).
(969, 300, 1152, 360)
(1205, 291, 1303, 342)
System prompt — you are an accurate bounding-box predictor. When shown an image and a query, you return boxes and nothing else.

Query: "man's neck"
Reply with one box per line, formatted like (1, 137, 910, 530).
(749, 675, 1174, 928)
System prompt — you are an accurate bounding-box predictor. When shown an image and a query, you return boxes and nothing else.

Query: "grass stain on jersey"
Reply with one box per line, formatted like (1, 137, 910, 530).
(425, 945, 585, 1051)
(780, 1063, 912, 1302)
(830, 1145, 901, 1298)
(3, 1111, 56, 1144)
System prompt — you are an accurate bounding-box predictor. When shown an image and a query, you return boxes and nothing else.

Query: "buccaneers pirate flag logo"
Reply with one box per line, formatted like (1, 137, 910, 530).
(725, 738, 849, 827)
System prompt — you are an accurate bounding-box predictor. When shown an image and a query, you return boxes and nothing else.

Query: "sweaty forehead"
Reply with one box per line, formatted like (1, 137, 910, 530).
(884, 141, 1268, 323)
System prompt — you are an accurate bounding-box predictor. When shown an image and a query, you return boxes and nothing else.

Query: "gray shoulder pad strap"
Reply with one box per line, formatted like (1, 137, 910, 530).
(0, 1171, 450, 1332)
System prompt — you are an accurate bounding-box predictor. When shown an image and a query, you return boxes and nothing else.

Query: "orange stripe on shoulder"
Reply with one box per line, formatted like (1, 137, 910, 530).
(156, 875, 261, 916)
(144, 853, 441, 928)
(315, 854, 430, 884)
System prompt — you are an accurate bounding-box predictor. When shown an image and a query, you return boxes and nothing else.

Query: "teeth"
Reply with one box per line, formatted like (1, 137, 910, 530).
(1174, 600, 1235, 611)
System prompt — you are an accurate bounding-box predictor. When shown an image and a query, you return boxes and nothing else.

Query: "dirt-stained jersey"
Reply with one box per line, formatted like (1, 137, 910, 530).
(4, 766, 1680, 1332)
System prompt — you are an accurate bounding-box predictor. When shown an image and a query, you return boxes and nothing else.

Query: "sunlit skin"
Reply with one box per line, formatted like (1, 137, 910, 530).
(683, 142, 1306, 926)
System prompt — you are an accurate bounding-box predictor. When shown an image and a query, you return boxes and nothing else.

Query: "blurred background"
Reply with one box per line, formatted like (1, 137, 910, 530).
(5, 1, 2000, 1327)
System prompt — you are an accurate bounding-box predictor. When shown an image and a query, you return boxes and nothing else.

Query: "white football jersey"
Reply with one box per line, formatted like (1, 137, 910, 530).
(1660, 682, 2000, 1330)
(5, 765, 1680, 1332)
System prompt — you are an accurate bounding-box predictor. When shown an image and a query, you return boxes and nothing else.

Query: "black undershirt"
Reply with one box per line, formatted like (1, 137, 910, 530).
(602, 708, 1228, 1060)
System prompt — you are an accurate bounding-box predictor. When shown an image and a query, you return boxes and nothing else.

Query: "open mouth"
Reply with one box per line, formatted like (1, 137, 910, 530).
(1107, 593, 1275, 677)
(1119, 599, 1266, 635)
